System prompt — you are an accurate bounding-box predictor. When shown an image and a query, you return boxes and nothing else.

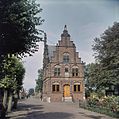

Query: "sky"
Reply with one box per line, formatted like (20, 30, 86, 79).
(23, 0, 119, 90)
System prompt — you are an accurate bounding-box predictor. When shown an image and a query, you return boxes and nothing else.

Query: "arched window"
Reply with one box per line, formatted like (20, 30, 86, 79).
(54, 65, 60, 76)
(72, 66, 79, 77)
(63, 53, 69, 63)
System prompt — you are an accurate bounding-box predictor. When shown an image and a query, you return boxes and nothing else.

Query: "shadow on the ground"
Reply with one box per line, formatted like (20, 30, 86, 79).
(16, 103, 44, 111)
(79, 111, 104, 119)
(8, 110, 73, 119)
(6, 101, 44, 119)
(7, 101, 74, 119)
(16, 112, 74, 119)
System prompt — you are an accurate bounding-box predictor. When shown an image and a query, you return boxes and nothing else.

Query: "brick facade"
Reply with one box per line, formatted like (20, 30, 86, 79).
(43, 25, 85, 102)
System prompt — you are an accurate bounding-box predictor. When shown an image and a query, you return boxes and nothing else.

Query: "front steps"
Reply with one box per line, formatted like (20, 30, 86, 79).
(63, 97, 72, 102)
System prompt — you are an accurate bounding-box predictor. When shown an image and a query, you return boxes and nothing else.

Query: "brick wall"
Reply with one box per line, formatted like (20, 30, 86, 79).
(43, 26, 85, 102)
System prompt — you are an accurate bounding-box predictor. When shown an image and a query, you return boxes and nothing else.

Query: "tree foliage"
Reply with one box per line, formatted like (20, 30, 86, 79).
(92, 22, 119, 87)
(0, 0, 44, 56)
(28, 88, 34, 96)
(0, 55, 25, 117)
(0, 0, 43, 117)
(85, 63, 100, 91)
(35, 69, 43, 93)
(85, 63, 111, 93)
(0, 55, 25, 91)
(85, 22, 119, 97)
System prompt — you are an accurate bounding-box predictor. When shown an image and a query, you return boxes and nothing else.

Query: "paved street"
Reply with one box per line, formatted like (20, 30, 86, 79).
(7, 97, 117, 119)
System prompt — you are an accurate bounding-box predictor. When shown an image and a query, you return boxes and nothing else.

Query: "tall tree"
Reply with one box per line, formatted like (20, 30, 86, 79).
(11, 57, 25, 110)
(0, 0, 43, 117)
(0, 0, 44, 56)
(0, 56, 25, 114)
(35, 69, 43, 93)
(92, 22, 119, 89)
(85, 63, 109, 97)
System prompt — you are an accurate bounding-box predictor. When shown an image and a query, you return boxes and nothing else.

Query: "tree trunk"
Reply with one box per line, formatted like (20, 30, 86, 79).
(1, 89, 8, 118)
(12, 93, 18, 109)
(0, 89, 3, 118)
(7, 91, 13, 112)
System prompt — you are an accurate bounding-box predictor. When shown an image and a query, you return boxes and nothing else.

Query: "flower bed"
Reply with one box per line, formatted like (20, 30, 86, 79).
(79, 96, 119, 118)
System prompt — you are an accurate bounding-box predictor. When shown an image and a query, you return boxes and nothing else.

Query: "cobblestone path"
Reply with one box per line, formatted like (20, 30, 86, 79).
(7, 97, 117, 119)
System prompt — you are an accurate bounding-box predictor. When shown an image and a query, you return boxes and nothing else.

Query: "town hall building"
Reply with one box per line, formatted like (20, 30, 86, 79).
(43, 25, 85, 102)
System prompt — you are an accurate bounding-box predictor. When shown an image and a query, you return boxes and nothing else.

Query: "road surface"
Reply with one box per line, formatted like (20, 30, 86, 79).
(7, 97, 117, 119)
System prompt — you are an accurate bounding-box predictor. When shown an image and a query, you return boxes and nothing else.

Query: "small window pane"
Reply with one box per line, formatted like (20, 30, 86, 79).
(78, 85, 80, 91)
(54, 68, 60, 76)
(76, 68, 78, 72)
(74, 85, 80, 92)
(52, 85, 60, 92)
(72, 68, 79, 77)
(65, 68, 68, 72)
(57, 85, 59, 91)
(63, 54, 69, 63)
(76, 73, 78, 76)
(74, 85, 76, 92)
(52, 85, 55, 91)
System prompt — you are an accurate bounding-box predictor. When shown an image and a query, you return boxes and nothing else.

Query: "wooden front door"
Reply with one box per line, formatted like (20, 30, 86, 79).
(64, 85, 70, 97)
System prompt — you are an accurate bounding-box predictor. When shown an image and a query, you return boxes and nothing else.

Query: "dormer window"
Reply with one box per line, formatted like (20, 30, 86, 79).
(63, 53, 69, 63)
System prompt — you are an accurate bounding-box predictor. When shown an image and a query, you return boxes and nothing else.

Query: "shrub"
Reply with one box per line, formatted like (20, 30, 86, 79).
(81, 95, 119, 118)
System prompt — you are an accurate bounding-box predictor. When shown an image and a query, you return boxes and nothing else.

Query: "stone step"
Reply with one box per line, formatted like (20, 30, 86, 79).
(63, 97, 72, 102)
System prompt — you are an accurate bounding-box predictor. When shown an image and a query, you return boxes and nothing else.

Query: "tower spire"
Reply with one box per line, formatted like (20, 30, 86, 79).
(64, 25, 67, 31)
(61, 25, 70, 37)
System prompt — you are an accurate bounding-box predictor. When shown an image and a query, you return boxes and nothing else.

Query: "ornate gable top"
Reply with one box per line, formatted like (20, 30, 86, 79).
(61, 25, 70, 37)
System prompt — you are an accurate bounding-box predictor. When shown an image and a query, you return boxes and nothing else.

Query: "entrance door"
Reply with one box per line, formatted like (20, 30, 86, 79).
(64, 84, 70, 97)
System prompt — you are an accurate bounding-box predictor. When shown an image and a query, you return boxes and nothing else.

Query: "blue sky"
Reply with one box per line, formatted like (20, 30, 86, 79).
(23, 0, 119, 90)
